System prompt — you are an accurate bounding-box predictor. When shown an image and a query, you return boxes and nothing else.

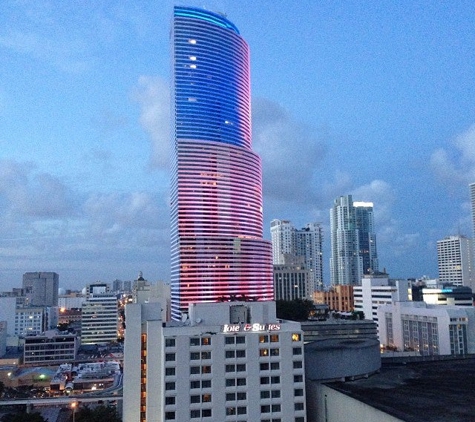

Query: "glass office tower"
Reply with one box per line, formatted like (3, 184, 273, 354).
(171, 7, 273, 319)
(330, 195, 378, 286)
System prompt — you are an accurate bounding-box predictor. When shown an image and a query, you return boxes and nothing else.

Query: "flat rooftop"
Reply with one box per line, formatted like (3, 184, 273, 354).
(326, 357, 475, 422)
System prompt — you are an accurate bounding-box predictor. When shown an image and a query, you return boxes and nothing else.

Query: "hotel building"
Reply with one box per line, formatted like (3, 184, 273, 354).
(170, 6, 273, 319)
(123, 300, 306, 422)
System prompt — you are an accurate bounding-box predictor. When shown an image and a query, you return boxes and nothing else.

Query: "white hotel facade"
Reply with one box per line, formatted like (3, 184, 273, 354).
(123, 301, 306, 422)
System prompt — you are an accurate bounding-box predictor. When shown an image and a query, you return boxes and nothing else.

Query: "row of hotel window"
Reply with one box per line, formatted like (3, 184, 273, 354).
(164, 333, 302, 348)
(165, 378, 304, 390)
(165, 348, 302, 362)
(164, 389, 304, 405)
(165, 409, 305, 422)
(164, 360, 303, 376)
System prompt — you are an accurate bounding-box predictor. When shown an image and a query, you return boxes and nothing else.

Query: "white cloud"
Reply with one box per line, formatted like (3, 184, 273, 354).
(430, 124, 475, 187)
(0, 160, 76, 219)
(0, 158, 170, 288)
(252, 97, 327, 204)
(351, 179, 395, 225)
(133, 76, 170, 170)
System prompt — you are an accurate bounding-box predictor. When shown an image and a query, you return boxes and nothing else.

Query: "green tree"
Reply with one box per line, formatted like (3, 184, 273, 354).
(73, 405, 121, 422)
(276, 299, 315, 321)
(1, 412, 46, 422)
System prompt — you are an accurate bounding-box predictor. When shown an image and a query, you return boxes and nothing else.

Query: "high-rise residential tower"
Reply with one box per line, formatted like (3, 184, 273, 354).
(470, 183, 475, 237)
(270, 219, 295, 265)
(170, 7, 273, 320)
(270, 220, 324, 290)
(330, 195, 378, 285)
(354, 202, 379, 275)
(295, 223, 324, 289)
(437, 235, 473, 288)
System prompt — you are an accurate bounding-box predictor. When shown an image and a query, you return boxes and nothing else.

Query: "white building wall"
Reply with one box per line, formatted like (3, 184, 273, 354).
(58, 295, 86, 309)
(0, 322, 6, 357)
(437, 235, 473, 287)
(0, 297, 17, 336)
(354, 275, 409, 331)
(378, 301, 475, 355)
(15, 307, 44, 336)
(270, 219, 295, 265)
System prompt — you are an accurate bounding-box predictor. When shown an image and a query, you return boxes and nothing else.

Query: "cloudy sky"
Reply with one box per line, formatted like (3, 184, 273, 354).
(1, 0, 474, 291)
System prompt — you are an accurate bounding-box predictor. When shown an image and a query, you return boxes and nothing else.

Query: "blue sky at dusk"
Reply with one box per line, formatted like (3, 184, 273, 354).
(1, 0, 474, 290)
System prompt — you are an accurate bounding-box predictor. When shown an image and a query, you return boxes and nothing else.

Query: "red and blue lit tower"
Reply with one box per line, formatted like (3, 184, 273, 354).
(171, 6, 274, 319)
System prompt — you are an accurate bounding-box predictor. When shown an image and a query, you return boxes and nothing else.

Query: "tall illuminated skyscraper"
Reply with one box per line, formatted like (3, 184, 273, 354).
(170, 7, 273, 319)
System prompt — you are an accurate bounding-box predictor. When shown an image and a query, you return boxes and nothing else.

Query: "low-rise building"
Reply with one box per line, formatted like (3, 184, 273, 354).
(23, 330, 79, 365)
(273, 263, 314, 301)
(354, 273, 409, 332)
(377, 301, 475, 355)
(421, 285, 473, 306)
(313, 285, 354, 312)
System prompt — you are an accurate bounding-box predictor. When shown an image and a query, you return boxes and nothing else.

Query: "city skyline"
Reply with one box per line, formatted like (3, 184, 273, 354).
(1, 1, 475, 290)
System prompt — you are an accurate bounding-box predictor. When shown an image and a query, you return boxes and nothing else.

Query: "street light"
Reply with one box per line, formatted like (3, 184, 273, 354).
(71, 401, 77, 422)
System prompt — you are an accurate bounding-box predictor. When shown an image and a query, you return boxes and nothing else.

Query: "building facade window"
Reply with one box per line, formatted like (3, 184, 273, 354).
(165, 353, 176, 361)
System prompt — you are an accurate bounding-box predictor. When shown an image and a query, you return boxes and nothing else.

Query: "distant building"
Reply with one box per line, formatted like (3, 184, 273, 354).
(0, 322, 6, 357)
(295, 223, 324, 290)
(112, 279, 133, 293)
(271, 220, 324, 290)
(353, 273, 409, 331)
(437, 235, 473, 288)
(270, 219, 295, 264)
(421, 285, 473, 306)
(58, 308, 82, 325)
(124, 300, 306, 422)
(313, 285, 354, 312)
(354, 202, 379, 275)
(58, 292, 86, 310)
(132, 273, 171, 321)
(23, 330, 78, 364)
(81, 283, 118, 345)
(22, 272, 59, 307)
(378, 301, 475, 356)
(0, 297, 17, 336)
(273, 263, 314, 301)
(13, 306, 57, 338)
(330, 196, 379, 286)
(470, 182, 475, 237)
